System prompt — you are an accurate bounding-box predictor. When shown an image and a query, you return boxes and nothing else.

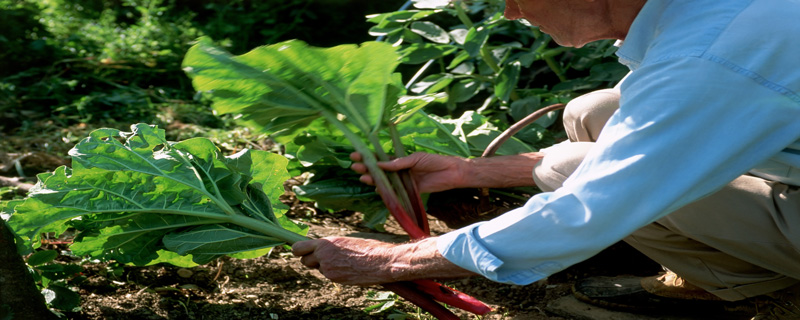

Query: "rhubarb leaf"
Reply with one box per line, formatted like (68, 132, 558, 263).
(7, 124, 307, 266)
(183, 37, 404, 136)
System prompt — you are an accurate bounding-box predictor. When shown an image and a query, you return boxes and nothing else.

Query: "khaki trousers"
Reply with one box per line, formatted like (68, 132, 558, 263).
(532, 89, 800, 301)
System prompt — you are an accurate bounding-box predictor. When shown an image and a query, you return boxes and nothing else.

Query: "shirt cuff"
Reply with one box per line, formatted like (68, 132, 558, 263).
(436, 222, 552, 285)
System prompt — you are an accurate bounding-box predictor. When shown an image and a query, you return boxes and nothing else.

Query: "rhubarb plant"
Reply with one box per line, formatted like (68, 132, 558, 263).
(1, 123, 488, 318)
(182, 38, 492, 318)
(6, 124, 308, 266)
(182, 37, 440, 237)
(183, 37, 536, 229)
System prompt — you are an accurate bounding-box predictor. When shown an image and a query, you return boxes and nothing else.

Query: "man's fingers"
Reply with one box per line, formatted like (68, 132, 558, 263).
(377, 153, 423, 171)
(299, 254, 320, 269)
(350, 162, 368, 174)
(350, 162, 376, 186)
(358, 174, 375, 186)
(351, 151, 410, 172)
(293, 240, 322, 269)
(291, 240, 317, 257)
(349, 152, 363, 162)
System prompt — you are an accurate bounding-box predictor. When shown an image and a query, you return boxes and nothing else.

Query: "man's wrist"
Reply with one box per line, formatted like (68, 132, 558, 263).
(388, 237, 476, 281)
(456, 157, 478, 189)
(461, 152, 542, 189)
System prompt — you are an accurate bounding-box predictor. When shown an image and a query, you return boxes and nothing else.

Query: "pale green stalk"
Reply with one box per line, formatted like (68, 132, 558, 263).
(226, 214, 309, 244)
(317, 111, 395, 198)
(367, 132, 416, 221)
(317, 110, 425, 239)
(531, 29, 568, 81)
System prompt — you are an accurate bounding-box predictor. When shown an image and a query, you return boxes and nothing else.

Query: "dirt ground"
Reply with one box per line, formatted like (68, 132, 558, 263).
(2, 149, 667, 320)
(52, 190, 666, 320)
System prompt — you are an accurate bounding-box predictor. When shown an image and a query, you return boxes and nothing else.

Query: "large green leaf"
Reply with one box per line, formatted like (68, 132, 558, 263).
(450, 79, 481, 103)
(226, 149, 292, 218)
(294, 178, 382, 213)
(293, 134, 354, 168)
(391, 93, 448, 125)
(183, 37, 405, 136)
(399, 112, 472, 157)
(463, 27, 489, 58)
(410, 74, 455, 95)
(341, 41, 401, 133)
(7, 124, 307, 266)
(182, 39, 320, 132)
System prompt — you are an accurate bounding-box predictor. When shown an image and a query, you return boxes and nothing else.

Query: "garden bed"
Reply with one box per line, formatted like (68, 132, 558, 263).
(53, 181, 660, 320)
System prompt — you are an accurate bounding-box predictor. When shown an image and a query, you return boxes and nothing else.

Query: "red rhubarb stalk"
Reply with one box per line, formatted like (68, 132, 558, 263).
(389, 124, 430, 236)
(383, 282, 461, 320)
(373, 180, 429, 239)
(385, 124, 492, 315)
(411, 279, 493, 315)
(397, 170, 430, 236)
(323, 109, 492, 319)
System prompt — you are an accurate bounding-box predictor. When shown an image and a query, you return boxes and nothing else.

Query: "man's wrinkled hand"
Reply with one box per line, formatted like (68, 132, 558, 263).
(291, 237, 397, 286)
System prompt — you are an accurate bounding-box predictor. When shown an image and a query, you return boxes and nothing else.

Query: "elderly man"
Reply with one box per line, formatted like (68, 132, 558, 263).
(292, 0, 800, 318)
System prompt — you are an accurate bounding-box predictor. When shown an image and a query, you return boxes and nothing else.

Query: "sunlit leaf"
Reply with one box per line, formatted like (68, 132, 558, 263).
(450, 79, 481, 103)
(410, 74, 454, 94)
(410, 21, 450, 44)
(183, 37, 404, 135)
(7, 124, 307, 266)
(463, 27, 489, 57)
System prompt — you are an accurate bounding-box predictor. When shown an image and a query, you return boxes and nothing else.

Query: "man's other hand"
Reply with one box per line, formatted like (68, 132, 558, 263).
(349, 152, 468, 193)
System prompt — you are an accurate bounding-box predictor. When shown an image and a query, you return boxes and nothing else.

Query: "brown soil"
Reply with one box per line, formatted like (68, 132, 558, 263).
(53, 190, 660, 320)
(1, 149, 662, 320)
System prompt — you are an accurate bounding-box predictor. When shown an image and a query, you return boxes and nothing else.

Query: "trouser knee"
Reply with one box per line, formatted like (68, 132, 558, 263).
(532, 88, 620, 191)
(533, 142, 593, 191)
(562, 88, 620, 142)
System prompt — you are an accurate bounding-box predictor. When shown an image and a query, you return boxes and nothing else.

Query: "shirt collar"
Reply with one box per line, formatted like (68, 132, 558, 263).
(615, 0, 668, 70)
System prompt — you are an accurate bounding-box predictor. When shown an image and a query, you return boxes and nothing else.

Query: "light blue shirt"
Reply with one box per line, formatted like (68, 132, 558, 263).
(437, 0, 800, 285)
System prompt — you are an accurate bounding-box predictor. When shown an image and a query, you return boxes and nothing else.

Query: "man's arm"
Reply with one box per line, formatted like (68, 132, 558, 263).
(438, 57, 800, 285)
(291, 237, 476, 286)
(351, 152, 543, 193)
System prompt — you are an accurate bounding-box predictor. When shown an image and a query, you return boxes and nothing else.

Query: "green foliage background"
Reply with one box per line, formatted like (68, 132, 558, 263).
(0, 0, 406, 132)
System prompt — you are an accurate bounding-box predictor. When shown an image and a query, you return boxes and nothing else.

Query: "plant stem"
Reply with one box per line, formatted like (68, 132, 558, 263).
(388, 124, 407, 167)
(453, 1, 474, 29)
(366, 132, 420, 229)
(481, 46, 501, 74)
(319, 111, 427, 239)
(531, 31, 568, 82)
(541, 46, 570, 59)
(411, 279, 492, 315)
(226, 214, 309, 245)
(383, 282, 461, 319)
(389, 125, 429, 234)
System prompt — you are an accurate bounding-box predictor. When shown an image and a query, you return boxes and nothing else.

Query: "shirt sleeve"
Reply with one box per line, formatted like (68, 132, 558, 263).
(437, 56, 800, 284)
